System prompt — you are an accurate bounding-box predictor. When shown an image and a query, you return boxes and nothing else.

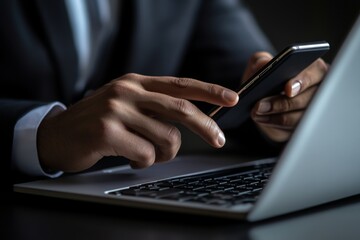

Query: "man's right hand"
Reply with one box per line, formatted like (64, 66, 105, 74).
(37, 73, 239, 172)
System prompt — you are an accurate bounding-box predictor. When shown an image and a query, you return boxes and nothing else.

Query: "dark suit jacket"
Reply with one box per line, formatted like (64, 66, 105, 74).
(0, 0, 276, 187)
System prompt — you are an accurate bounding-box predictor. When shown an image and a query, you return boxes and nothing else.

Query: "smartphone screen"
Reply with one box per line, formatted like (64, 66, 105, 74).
(209, 41, 330, 128)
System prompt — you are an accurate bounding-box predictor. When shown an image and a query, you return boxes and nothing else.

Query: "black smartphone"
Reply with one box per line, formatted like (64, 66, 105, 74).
(209, 41, 330, 128)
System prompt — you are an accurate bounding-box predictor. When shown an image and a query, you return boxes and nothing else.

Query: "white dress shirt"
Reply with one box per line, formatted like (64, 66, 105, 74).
(12, 103, 66, 177)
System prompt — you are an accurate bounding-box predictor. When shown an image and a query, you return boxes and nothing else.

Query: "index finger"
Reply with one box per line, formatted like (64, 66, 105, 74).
(138, 75, 239, 107)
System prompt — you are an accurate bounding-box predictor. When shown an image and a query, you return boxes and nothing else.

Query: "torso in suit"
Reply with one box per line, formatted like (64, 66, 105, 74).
(0, 0, 275, 186)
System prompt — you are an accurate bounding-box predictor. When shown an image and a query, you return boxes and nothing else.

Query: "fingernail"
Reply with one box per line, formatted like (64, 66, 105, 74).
(223, 90, 238, 103)
(257, 100, 271, 113)
(218, 131, 226, 147)
(290, 80, 302, 97)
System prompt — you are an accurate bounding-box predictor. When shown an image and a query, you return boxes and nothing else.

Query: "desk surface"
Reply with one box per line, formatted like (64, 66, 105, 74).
(4, 133, 360, 240)
(3, 191, 360, 240)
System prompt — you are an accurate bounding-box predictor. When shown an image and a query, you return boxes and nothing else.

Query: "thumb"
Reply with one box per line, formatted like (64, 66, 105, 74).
(242, 52, 273, 83)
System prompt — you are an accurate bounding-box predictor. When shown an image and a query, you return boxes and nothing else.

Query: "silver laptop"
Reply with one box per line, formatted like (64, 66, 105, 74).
(14, 14, 360, 222)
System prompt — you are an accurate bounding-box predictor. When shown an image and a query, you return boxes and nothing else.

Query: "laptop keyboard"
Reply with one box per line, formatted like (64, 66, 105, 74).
(107, 162, 274, 207)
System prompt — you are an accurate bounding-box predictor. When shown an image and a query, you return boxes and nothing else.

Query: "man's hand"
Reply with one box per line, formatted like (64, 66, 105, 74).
(37, 73, 239, 172)
(244, 52, 329, 142)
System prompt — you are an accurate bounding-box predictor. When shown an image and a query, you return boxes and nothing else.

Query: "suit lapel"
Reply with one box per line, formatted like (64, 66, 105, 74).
(128, 0, 199, 75)
(34, 0, 78, 104)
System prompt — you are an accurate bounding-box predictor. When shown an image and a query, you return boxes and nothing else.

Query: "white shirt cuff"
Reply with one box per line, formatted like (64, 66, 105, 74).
(12, 102, 66, 178)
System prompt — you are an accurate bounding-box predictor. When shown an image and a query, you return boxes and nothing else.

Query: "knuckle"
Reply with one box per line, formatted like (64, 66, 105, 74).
(171, 77, 191, 88)
(108, 80, 132, 96)
(274, 98, 292, 112)
(137, 146, 156, 166)
(203, 118, 223, 146)
(278, 114, 292, 127)
(174, 98, 194, 117)
(122, 73, 140, 80)
(159, 126, 181, 151)
(165, 126, 182, 148)
(205, 117, 217, 135)
(103, 98, 120, 113)
(207, 83, 219, 96)
(115, 73, 139, 83)
(108, 80, 140, 100)
(276, 112, 299, 128)
(157, 127, 181, 161)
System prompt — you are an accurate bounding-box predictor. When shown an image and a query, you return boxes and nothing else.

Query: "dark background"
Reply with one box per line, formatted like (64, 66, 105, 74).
(245, 0, 360, 62)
